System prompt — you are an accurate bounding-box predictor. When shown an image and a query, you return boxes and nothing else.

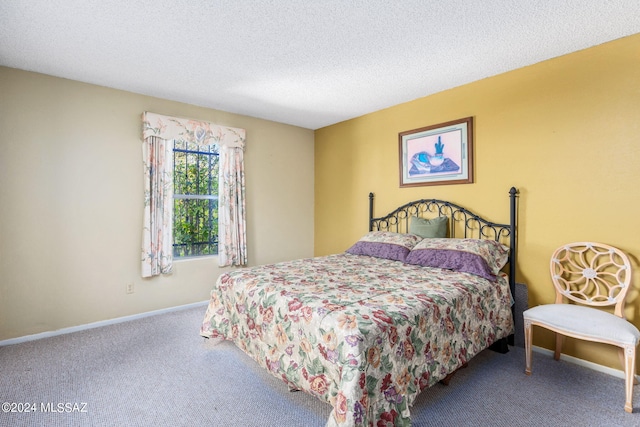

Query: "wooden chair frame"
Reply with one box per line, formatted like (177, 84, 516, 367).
(523, 242, 639, 413)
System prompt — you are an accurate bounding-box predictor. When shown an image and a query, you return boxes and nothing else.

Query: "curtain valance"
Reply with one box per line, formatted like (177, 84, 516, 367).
(142, 111, 245, 149)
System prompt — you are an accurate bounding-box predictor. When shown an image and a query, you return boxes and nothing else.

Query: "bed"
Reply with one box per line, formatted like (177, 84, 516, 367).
(201, 188, 518, 426)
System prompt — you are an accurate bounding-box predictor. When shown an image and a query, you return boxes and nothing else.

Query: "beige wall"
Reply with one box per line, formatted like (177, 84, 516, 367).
(0, 67, 314, 341)
(314, 34, 640, 370)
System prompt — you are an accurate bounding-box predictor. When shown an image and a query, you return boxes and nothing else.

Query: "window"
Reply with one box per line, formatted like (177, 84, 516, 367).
(142, 111, 246, 277)
(172, 140, 219, 258)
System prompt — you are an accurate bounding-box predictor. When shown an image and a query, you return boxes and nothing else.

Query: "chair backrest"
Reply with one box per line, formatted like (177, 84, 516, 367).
(550, 242, 632, 318)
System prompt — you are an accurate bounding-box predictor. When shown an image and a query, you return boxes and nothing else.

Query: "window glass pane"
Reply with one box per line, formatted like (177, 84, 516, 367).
(209, 155, 219, 194)
(173, 198, 218, 257)
(173, 142, 219, 196)
(173, 140, 219, 258)
(174, 150, 187, 195)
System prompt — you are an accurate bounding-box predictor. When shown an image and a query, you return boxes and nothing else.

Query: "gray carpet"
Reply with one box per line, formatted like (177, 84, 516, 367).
(1, 304, 638, 427)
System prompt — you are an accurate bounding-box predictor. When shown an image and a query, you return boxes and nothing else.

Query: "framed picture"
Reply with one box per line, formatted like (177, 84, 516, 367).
(398, 116, 473, 187)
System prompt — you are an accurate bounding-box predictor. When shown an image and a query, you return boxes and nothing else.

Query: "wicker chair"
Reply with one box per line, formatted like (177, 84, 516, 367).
(523, 242, 640, 413)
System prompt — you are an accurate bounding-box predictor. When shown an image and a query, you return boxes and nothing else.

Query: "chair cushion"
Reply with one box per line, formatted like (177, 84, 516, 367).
(524, 304, 640, 346)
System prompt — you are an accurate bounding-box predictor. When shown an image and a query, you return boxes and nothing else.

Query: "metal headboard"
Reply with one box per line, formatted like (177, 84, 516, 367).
(369, 187, 519, 304)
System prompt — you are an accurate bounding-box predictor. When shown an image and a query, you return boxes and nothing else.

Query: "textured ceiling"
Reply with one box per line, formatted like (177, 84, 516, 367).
(1, 1, 640, 130)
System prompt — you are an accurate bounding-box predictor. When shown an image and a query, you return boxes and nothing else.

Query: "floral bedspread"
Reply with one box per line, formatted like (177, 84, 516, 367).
(200, 253, 513, 426)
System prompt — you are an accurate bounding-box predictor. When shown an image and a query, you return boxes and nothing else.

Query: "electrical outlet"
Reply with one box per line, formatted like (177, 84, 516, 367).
(126, 282, 135, 294)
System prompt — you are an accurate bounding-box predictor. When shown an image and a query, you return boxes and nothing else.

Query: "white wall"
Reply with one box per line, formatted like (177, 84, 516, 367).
(0, 66, 315, 340)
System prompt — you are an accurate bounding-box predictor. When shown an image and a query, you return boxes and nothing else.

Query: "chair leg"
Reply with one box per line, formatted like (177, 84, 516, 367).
(618, 348, 639, 386)
(554, 333, 564, 361)
(622, 346, 637, 413)
(524, 319, 532, 375)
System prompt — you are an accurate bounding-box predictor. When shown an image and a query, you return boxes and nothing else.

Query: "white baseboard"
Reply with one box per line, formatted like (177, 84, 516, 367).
(0, 300, 209, 347)
(532, 345, 628, 380)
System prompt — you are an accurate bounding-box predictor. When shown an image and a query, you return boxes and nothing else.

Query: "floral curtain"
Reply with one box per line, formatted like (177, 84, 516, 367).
(218, 140, 247, 267)
(141, 112, 247, 277)
(141, 134, 174, 277)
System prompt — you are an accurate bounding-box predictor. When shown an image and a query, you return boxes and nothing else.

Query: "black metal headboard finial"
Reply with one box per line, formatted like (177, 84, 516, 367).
(368, 187, 519, 296)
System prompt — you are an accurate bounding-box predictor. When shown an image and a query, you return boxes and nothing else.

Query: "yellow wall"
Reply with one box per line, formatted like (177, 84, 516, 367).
(0, 67, 315, 341)
(315, 34, 640, 370)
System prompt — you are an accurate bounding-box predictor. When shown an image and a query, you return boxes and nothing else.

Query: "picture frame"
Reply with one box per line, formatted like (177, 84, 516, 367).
(399, 117, 474, 187)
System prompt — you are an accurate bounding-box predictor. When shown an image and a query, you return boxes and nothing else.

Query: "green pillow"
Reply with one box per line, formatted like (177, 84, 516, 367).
(409, 216, 448, 238)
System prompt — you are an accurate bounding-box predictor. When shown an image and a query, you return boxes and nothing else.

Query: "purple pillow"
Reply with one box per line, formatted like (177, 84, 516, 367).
(346, 231, 422, 262)
(405, 238, 509, 281)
